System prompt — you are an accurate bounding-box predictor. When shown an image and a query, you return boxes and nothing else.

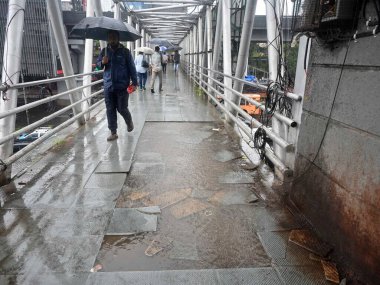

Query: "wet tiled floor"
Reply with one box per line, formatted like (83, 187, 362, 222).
(0, 68, 329, 284)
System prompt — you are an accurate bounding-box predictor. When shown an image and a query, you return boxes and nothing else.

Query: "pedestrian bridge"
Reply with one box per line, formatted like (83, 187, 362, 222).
(0, 67, 330, 284)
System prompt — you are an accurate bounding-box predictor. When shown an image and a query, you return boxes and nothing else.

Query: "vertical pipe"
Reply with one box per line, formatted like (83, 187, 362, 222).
(114, 2, 121, 20)
(230, 0, 257, 116)
(265, 0, 279, 82)
(82, 0, 94, 120)
(0, 0, 26, 184)
(93, 0, 106, 50)
(141, 28, 145, 47)
(265, 0, 286, 169)
(206, 5, 213, 93)
(135, 23, 140, 50)
(127, 16, 133, 51)
(189, 29, 193, 77)
(193, 26, 197, 82)
(222, 0, 232, 104)
(46, 0, 84, 123)
(211, 1, 223, 95)
(198, 16, 203, 85)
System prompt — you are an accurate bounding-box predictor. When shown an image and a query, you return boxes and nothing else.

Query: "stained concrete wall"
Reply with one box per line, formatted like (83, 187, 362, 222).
(290, 15, 380, 285)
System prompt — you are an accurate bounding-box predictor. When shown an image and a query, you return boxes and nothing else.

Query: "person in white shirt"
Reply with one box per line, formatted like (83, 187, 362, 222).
(134, 51, 148, 90)
(162, 52, 168, 74)
(150, 46, 163, 94)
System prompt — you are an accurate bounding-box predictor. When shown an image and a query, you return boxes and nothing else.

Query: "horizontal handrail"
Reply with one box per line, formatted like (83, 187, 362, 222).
(195, 75, 291, 173)
(0, 70, 104, 92)
(0, 79, 103, 120)
(190, 69, 293, 152)
(0, 98, 105, 172)
(187, 61, 302, 101)
(0, 89, 104, 146)
(190, 65, 297, 128)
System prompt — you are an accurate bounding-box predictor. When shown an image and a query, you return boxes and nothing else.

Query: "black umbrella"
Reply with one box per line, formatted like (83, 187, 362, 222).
(70, 16, 141, 42)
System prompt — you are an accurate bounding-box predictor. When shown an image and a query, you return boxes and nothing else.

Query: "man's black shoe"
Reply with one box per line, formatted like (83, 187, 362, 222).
(151, 89, 155, 93)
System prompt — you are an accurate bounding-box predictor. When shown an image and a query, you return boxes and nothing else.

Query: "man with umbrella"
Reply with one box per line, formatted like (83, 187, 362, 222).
(96, 30, 138, 141)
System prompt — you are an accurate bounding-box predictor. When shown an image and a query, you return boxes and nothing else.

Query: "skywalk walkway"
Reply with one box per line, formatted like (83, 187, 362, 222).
(0, 68, 329, 284)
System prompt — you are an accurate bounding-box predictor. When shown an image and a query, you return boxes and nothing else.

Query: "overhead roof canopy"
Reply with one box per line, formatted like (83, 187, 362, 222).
(119, 0, 215, 45)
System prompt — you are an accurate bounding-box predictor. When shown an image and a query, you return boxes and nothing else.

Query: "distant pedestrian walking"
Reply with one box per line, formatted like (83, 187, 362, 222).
(174, 50, 181, 74)
(134, 51, 148, 90)
(96, 30, 138, 141)
(162, 52, 168, 74)
(150, 46, 163, 93)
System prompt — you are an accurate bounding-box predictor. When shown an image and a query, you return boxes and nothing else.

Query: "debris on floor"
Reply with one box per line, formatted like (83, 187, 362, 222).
(212, 128, 220, 131)
(321, 260, 340, 284)
(145, 240, 164, 257)
(90, 264, 103, 272)
(247, 193, 259, 203)
(289, 229, 332, 257)
(145, 236, 173, 257)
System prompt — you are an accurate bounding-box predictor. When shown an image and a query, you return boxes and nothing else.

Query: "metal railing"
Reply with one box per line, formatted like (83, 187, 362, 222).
(184, 60, 302, 176)
(0, 70, 104, 172)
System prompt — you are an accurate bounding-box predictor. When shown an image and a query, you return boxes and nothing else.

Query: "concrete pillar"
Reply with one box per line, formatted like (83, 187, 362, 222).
(285, 36, 310, 169)
(0, 0, 26, 184)
(114, 2, 121, 20)
(135, 23, 140, 53)
(141, 28, 145, 47)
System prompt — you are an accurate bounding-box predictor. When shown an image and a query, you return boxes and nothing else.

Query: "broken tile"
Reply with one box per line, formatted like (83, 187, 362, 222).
(169, 240, 200, 261)
(106, 209, 158, 235)
(136, 206, 161, 215)
(145, 188, 191, 208)
(128, 191, 150, 201)
(289, 229, 332, 257)
(321, 260, 340, 284)
(170, 198, 210, 219)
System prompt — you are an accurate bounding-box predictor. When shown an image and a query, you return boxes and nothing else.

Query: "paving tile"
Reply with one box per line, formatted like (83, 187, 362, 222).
(95, 161, 132, 173)
(84, 174, 126, 189)
(106, 209, 158, 235)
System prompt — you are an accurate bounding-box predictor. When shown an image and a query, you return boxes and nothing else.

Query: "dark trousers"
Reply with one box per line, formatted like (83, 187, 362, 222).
(104, 88, 132, 134)
(162, 63, 167, 73)
(137, 72, 147, 89)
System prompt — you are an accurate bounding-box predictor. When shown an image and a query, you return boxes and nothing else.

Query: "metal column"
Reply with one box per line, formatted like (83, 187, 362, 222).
(211, 1, 223, 95)
(230, 0, 257, 116)
(136, 23, 140, 50)
(198, 16, 203, 86)
(0, 0, 26, 184)
(93, 0, 106, 49)
(114, 2, 121, 20)
(141, 28, 145, 47)
(82, 0, 94, 120)
(206, 6, 213, 93)
(127, 16, 133, 51)
(46, 0, 84, 124)
(189, 29, 193, 77)
(265, 0, 286, 170)
(222, 0, 232, 105)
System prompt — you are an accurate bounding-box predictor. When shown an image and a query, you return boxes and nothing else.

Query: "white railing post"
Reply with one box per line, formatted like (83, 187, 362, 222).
(206, 5, 213, 94)
(46, 0, 85, 124)
(198, 16, 203, 86)
(211, 1, 223, 96)
(83, 0, 95, 120)
(93, 0, 106, 50)
(0, 0, 26, 184)
(222, 0, 232, 109)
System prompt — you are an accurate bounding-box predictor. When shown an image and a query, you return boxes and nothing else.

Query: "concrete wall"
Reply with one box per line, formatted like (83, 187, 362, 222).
(290, 14, 380, 285)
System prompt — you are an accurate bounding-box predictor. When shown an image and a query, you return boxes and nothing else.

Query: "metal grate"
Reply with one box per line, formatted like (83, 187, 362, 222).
(0, 0, 54, 80)
(292, 0, 357, 33)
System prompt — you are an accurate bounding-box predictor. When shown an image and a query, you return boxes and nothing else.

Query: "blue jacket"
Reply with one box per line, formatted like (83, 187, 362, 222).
(96, 44, 137, 91)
